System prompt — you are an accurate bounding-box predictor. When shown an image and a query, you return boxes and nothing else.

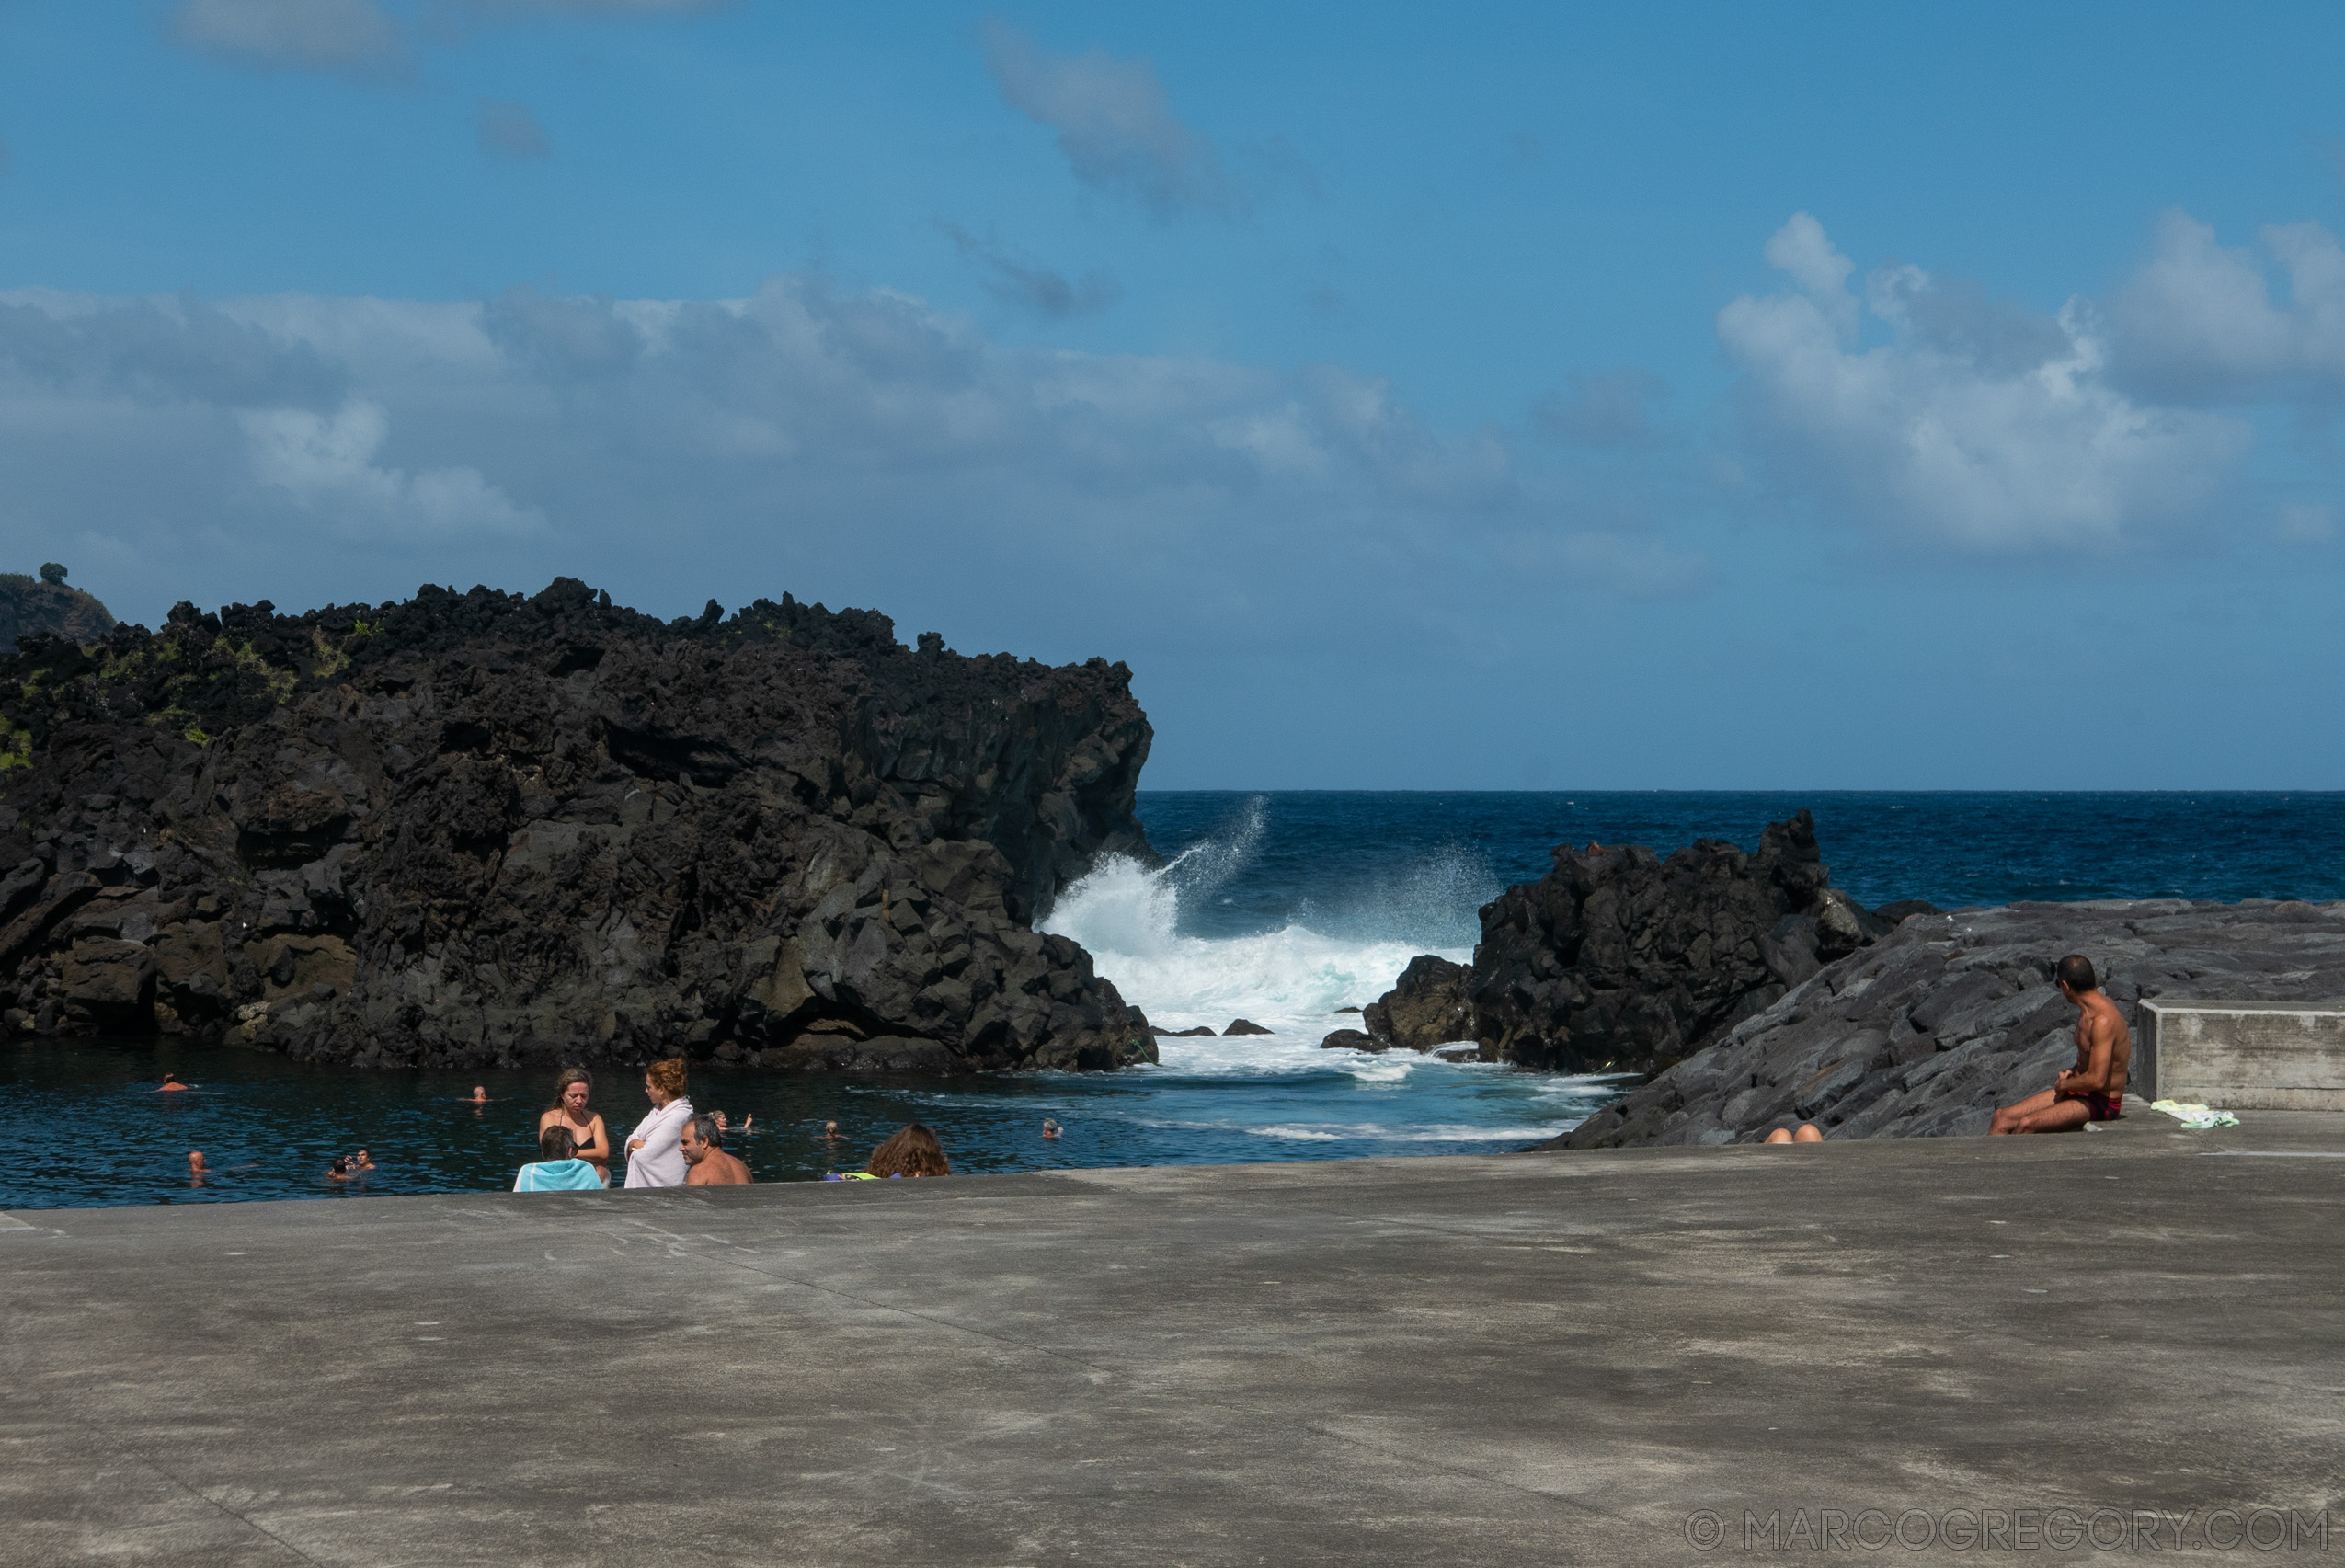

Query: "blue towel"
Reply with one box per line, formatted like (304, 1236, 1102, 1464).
(514, 1158, 604, 1192)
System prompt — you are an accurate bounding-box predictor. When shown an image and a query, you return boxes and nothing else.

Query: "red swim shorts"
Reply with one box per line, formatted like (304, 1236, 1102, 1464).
(2056, 1090, 2122, 1122)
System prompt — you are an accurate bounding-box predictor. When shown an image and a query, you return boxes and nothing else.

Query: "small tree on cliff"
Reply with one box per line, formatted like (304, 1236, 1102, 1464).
(38, 563, 66, 585)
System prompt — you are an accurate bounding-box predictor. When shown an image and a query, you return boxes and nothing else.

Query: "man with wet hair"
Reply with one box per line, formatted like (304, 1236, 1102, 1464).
(1989, 954, 2132, 1134)
(681, 1115, 751, 1185)
(513, 1123, 604, 1191)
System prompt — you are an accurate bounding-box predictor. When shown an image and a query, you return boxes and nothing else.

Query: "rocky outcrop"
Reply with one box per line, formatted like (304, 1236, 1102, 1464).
(0, 579, 1157, 1072)
(1, 571, 114, 652)
(1320, 1027, 1376, 1052)
(1222, 1018, 1273, 1036)
(1361, 955, 1473, 1051)
(1458, 811, 1898, 1075)
(1553, 899, 2345, 1147)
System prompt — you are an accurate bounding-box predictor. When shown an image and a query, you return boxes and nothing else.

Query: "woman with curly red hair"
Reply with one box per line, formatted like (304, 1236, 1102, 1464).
(622, 1058, 693, 1188)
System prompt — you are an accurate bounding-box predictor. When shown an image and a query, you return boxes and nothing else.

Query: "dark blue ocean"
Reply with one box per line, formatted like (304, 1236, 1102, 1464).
(8, 792, 2340, 1208)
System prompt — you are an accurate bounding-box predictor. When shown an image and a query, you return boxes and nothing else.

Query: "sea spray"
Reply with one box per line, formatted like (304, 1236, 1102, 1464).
(1042, 828, 1476, 1040)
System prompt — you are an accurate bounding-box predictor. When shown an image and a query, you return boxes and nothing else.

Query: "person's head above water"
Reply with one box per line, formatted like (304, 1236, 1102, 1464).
(468, 1085, 487, 1103)
(538, 1124, 577, 1162)
(2055, 954, 2099, 997)
(866, 1123, 950, 1178)
(643, 1058, 688, 1105)
(821, 1119, 840, 1139)
(551, 1068, 591, 1115)
(159, 1073, 189, 1092)
(187, 1150, 207, 1173)
(327, 1156, 350, 1177)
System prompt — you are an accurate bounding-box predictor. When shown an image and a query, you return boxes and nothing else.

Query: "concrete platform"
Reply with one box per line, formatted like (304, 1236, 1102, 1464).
(2140, 1000, 2345, 1110)
(6, 1115, 2344, 1566)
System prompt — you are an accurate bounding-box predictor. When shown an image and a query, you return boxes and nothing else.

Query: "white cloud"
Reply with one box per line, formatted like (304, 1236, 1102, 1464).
(0, 278, 1690, 644)
(475, 99, 552, 159)
(169, 0, 405, 74)
(237, 402, 543, 539)
(1718, 213, 2249, 552)
(168, 0, 730, 74)
(1763, 212, 1858, 338)
(2107, 211, 2345, 400)
(980, 19, 1231, 218)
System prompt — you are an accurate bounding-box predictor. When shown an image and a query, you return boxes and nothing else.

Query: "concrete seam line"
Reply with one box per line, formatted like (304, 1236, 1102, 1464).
(87, 1439, 326, 1565)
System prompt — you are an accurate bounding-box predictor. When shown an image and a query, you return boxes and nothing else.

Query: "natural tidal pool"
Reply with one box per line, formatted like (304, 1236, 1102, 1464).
(0, 1037, 1620, 1208)
(9, 789, 2339, 1209)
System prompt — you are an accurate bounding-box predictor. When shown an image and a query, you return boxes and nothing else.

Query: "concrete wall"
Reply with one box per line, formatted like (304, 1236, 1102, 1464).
(2138, 1000, 2345, 1110)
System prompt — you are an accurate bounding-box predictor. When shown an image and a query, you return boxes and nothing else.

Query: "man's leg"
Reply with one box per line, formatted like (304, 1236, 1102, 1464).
(2007, 1097, 2092, 1136)
(1990, 1089, 2060, 1136)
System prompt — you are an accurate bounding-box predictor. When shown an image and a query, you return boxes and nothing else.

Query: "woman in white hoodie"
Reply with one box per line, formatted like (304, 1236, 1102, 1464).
(622, 1058, 694, 1188)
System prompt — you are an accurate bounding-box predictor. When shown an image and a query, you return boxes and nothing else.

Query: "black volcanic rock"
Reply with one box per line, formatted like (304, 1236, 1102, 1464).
(1362, 954, 1473, 1052)
(1320, 1027, 1377, 1052)
(1222, 1018, 1273, 1036)
(1461, 811, 1863, 1075)
(0, 579, 1157, 1072)
(1, 570, 115, 653)
(1553, 898, 2345, 1148)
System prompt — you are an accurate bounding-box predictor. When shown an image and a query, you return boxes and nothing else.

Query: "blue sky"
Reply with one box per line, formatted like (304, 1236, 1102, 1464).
(2, 1, 2342, 788)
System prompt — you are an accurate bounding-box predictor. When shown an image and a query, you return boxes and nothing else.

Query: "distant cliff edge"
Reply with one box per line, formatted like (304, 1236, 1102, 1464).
(2, 567, 116, 650)
(0, 578, 1157, 1072)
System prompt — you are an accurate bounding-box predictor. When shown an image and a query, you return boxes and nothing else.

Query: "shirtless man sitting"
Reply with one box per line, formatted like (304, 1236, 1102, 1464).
(680, 1115, 751, 1185)
(1989, 955, 2131, 1135)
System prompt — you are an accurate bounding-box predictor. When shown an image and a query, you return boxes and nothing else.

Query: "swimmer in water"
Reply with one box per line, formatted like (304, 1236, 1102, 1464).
(327, 1156, 352, 1181)
(350, 1149, 376, 1171)
(467, 1085, 488, 1104)
(819, 1120, 841, 1143)
(188, 1150, 208, 1178)
(1042, 1119, 1061, 1139)
(159, 1073, 192, 1093)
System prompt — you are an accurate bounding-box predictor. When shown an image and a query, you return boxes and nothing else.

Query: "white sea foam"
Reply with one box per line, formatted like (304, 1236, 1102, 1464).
(1041, 849, 1469, 1047)
(1245, 1122, 1557, 1143)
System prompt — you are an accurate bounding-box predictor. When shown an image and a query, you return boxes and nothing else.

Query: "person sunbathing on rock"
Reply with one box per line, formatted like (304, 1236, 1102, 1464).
(1989, 955, 2131, 1135)
(681, 1115, 751, 1185)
